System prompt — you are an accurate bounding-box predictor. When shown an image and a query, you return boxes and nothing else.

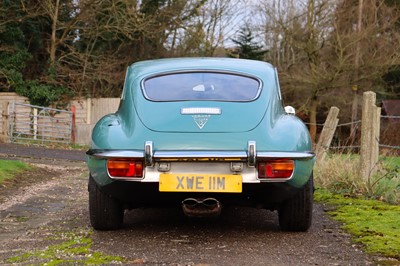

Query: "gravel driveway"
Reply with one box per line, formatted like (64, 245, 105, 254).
(0, 143, 381, 265)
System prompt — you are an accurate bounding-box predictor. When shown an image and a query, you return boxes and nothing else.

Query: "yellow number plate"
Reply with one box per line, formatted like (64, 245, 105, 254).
(159, 174, 242, 193)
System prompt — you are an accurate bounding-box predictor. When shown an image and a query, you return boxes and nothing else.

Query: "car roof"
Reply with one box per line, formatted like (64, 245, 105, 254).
(128, 57, 275, 78)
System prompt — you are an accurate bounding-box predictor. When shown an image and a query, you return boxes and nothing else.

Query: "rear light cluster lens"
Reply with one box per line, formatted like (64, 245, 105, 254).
(257, 160, 294, 179)
(107, 160, 143, 178)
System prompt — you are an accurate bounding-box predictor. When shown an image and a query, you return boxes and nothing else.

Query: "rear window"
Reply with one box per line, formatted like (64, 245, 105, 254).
(142, 72, 261, 102)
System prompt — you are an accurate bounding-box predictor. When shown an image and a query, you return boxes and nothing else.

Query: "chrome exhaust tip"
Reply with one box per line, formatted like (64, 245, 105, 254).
(181, 198, 222, 218)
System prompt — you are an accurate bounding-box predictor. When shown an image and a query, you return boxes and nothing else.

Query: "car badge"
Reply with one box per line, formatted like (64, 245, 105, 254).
(181, 107, 221, 130)
(192, 114, 211, 129)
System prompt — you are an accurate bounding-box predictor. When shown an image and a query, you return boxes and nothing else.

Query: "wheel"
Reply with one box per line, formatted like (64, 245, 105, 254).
(278, 174, 314, 232)
(88, 174, 123, 230)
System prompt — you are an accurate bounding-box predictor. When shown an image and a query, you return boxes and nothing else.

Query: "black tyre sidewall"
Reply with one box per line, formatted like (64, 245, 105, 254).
(88, 175, 123, 230)
(278, 175, 314, 232)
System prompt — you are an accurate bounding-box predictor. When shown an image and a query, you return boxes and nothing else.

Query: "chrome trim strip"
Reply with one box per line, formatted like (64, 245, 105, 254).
(86, 149, 144, 158)
(109, 176, 145, 181)
(181, 107, 221, 115)
(153, 151, 247, 159)
(141, 70, 263, 103)
(259, 176, 293, 183)
(257, 151, 315, 160)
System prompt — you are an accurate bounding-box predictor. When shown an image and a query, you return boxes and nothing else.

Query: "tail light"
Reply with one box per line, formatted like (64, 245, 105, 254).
(257, 160, 294, 179)
(107, 159, 143, 178)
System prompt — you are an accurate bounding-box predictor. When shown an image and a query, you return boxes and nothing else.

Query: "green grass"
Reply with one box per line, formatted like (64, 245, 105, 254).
(0, 159, 30, 185)
(380, 156, 400, 171)
(315, 188, 400, 259)
(12, 140, 88, 150)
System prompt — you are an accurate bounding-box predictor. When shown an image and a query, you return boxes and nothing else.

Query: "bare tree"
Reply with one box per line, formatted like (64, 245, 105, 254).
(171, 0, 246, 56)
(259, 0, 334, 142)
(38, 0, 211, 97)
(257, 0, 400, 144)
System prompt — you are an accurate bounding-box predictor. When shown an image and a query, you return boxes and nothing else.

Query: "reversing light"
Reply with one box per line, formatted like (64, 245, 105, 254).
(257, 160, 294, 179)
(107, 160, 143, 178)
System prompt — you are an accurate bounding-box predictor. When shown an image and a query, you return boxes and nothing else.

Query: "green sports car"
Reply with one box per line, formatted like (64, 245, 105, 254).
(86, 58, 315, 231)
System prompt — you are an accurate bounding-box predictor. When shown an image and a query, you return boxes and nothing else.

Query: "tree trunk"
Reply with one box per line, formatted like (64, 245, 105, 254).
(309, 96, 318, 145)
(50, 0, 60, 67)
(350, 0, 363, 142)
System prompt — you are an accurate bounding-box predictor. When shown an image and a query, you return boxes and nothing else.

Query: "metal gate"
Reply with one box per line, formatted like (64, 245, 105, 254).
(8, 102, 73, 144)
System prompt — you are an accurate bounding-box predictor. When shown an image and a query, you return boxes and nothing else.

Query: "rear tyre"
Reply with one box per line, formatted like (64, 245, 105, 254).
(88, 174, 123, 230)
(278, 174, 314, 232)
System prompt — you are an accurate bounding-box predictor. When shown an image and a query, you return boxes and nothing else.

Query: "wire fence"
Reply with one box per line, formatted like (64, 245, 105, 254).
(307, 115, 400, 154)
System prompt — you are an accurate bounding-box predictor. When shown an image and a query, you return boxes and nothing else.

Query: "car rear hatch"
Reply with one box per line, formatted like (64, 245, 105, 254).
(134, 71, 269, 133)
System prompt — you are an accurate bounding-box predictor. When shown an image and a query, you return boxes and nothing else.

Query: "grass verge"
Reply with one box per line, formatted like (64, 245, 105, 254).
(315, 154, 400, 261)
(0, 159, 30, 185)
(12, 140, 89, 150)
(315, 189, 400, 260)
(314, 154, 400, 204)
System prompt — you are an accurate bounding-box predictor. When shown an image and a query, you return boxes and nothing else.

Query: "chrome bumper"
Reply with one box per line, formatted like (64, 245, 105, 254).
(87, 141, 315, 164)
(87, 141, 315, 183)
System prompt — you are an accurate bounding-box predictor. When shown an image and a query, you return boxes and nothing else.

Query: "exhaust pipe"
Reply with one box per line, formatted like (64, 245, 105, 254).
(182, 198, 222, 218)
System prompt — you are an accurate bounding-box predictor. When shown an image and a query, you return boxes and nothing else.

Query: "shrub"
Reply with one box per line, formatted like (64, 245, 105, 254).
(15, 80, 73, 108)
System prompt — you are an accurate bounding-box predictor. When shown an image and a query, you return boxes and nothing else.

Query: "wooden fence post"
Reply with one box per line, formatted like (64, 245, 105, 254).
(33, 108, 38, 140)
(1, 101, 9, 143)
(360, 91, 380, 181)
(86, 98, 92, 125)
(315, 106, 340, 164)
(71, 105, 76, 144)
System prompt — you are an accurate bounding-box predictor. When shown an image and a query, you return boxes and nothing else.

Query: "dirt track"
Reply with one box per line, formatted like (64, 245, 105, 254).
(0, 143, 384, 265)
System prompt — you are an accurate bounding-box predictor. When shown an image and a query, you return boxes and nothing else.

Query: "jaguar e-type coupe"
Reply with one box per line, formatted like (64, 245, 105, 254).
(86, 58, 315, 231)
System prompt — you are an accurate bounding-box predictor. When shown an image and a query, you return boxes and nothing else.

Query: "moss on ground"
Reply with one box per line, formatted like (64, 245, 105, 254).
(315, 188, 400, 259)
(6, 230, 124, 265)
